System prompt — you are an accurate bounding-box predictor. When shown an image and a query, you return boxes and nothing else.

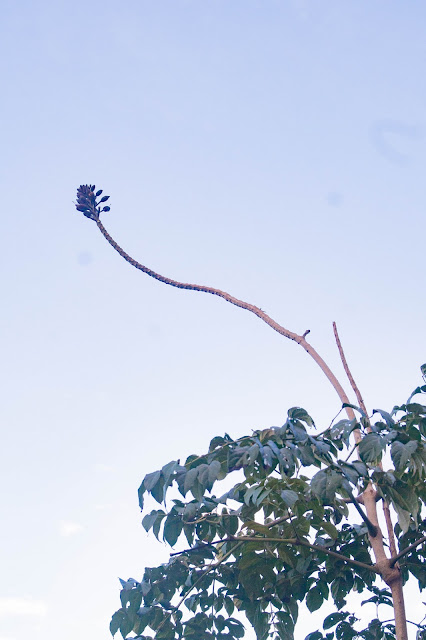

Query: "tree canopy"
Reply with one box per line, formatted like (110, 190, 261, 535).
(110, 387, 426, 640)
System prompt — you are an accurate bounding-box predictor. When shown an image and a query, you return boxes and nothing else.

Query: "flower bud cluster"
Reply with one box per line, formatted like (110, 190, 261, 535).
(75, 184, 110, 220)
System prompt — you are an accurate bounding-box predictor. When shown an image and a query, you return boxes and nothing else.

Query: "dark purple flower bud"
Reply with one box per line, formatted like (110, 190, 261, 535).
(75, 184, 109, 220)
(102, 206, 110, 212)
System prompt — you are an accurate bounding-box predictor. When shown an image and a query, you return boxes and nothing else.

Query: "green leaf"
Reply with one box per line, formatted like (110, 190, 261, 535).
(163, 512, 183, 547)
(224, 597, 235, 616)
(298, 444, 317, 466)
(406, 403, 426, 413)
(142, 510, 165, 533)
(390, 481, 418, 514)
(293, 515, 310, 536)
(305, 633, 323, 640)
(120, 588, 142, 614)
(261, 444, 274, 467)
(144, 469, 161, 492)
(137, 482, 145, 510)
(329, 419, 357, 446)
(289, 421, 309, 443)
(247, 520, 271, 535)
(247, 443, 260, 464)
(311, 469, 343, 503)
(151, 474, 165, 504)
(161, 460, 180, 500)
(288, 407, 315, 427)
(279, 447, 296, 475)
(119, 611, 134, 638)
(351, 460, 369, 477)
(339, 462, 361, 485)
(275, 611, 295, 640)
(281, 489, 299, 508)
(391, 440, 417, 472)
(209, 434, 232, 451)
(321, 521, 338, 540)
(110, 610, 126, 637)
(184, 467, 199, 495)
(306, 586, 324, 612)
(372, 409, 395, 429)
(358, 433, 384, 464)
(239, 551, 262, 571)
(323, 612, 349, 630)
(335, 620, 357, 640)
(342, 403, 367, 418)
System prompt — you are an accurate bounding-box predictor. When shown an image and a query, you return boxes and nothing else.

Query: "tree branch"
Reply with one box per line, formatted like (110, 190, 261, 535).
(171, 535, 378, 573)
(389, 536, 426, 567)
(383, 500, 399, 559)
(332, 321, 369, 438)
(347, 490, 378, 537)
(232, 535, 379, 573)
(95, 219, 355, 414)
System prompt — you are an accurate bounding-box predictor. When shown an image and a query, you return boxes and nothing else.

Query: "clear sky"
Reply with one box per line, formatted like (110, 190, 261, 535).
(1, 1, 425, 639)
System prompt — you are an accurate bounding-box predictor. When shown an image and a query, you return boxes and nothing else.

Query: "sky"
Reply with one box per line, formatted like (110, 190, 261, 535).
(0, 1, 425, 639)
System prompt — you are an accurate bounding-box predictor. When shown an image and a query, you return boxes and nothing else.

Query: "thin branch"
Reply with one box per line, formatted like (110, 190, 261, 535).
(333, 321, 369, 436)
(383, 500, 398, 559)
(171, 535, 378, 573)
(170, 540, 222, 557)
(94, 218, 355, 414)
(347, 491, 378, 537)
(389, 536, 426, 567)
(382, 619, 426, 630)
(333, 324, 398, 552)
(234, 535, 379, 573)
(344, 442, 359, 462)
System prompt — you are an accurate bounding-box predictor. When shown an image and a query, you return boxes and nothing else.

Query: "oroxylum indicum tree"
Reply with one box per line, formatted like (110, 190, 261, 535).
(76, 186, 426, 640)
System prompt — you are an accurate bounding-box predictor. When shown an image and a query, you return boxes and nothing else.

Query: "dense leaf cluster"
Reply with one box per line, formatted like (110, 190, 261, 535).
(110, 389, 426, 640)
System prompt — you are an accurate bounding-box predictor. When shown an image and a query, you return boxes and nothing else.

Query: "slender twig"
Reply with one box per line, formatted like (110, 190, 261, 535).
(382, 619, 426, 630)
(332, 321, 368, 438)
(294, 538, 379, 573)
(344, 442, 359, 462)
(389, 536, 426, 567)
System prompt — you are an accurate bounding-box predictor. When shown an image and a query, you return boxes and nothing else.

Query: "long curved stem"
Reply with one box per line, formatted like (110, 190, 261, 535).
(96, 220, 354, 413)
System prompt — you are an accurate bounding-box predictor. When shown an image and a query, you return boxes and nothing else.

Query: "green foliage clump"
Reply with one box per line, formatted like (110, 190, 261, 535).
(110, 388, 426, 640)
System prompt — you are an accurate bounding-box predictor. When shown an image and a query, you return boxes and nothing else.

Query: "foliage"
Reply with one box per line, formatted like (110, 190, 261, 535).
(110, 386, 426, 640)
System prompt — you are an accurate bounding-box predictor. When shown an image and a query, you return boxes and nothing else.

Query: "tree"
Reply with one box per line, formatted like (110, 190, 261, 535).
(76, 186, 426, 640)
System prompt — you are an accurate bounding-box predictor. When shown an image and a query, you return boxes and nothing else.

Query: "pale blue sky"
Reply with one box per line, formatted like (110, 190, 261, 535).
(1, 2, 425, 639)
